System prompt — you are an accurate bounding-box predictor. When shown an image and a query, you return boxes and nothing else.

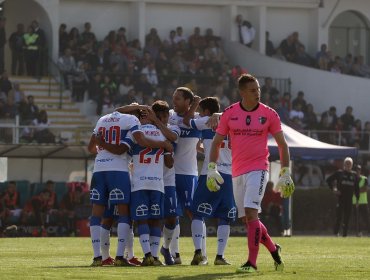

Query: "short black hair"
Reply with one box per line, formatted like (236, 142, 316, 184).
(238, 74, 258, 90)
(152, 100, 170, 113)
(176, 87, 194, 103)
(199, 97, 220, 115)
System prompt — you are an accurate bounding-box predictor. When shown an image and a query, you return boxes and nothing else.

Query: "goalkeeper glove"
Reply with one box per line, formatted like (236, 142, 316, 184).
(274, 167, 295, 198)
(206, 162, 224, 192)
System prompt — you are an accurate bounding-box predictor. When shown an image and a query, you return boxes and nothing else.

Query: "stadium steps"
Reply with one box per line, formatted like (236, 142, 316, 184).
(10, 76, 93, 144)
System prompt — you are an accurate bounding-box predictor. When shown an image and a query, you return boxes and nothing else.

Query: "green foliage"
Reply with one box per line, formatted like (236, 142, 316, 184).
(1, 236, 370, 279)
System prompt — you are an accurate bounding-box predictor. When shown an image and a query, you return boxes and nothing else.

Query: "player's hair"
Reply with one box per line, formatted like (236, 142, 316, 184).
(238, 73, 258, 90)
(176, 87, 194, 103)
(152, 100, 170, 113)
(199, 97, 220, 115)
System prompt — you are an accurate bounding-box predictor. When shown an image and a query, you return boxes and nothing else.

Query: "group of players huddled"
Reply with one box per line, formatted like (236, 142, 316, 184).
(87, 73, 295, 273)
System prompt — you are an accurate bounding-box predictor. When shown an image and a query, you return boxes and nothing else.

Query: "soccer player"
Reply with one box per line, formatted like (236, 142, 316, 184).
(207, 74, 295, 273)
(168, 87, 201, 264)
(326, 157, 359, 237)
(88, 111, 171, 266)
(150, 101, 181, 265)
(127, 111, 172, 266)
(185, 97, 236, 266)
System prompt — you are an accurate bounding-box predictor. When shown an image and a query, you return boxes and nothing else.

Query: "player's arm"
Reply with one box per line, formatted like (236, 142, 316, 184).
(183, 95, 201, 126)
(87, 134, 97, 154)
(164, 152, 174, 169)
(132, 131, 173, 153)
(95, 132, 129, 155)
(196, 139, 204, 154)
(273, 131, 295, 198)
(206, 113, 222, 130)
(115, 103, 148, 114)
(147, 108, 178, 142)
(209, 133, 225, 163)
(206, 133, 226, 192)
(326, 171, 339, 191)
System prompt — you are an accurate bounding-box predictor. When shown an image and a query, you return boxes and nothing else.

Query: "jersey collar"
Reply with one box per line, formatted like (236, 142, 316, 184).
(239, 101, 260, 112)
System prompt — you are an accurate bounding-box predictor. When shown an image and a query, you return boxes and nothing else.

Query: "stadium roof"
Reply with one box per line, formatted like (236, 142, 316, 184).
(0, 144, 94, 159)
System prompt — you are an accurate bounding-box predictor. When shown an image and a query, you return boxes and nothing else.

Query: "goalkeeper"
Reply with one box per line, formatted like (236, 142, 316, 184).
(207, 74, 294, 274)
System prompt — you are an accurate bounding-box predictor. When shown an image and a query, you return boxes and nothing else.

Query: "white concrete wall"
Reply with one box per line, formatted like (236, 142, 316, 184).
(59, 0, 131, 42)
(224, 41, 370, 123)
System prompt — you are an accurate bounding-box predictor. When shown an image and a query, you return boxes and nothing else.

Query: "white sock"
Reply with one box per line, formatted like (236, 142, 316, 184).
(100, 227, 110, 260)
(125, 227, 134, 259)
(170, 224, 180, 257)
(90, 225, 101, 258)
(217, 225, 230, 256)
(162, 225, 175, 249)
(116, 223, 130, 257)
(191, 219, 203, 251)
(150, 236, 161, 258)
(202, 221, 207, 257)
(139, 233, 151, 255)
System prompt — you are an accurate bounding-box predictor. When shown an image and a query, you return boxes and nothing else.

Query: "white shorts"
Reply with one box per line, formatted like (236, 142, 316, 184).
(232, 170, 269, 218)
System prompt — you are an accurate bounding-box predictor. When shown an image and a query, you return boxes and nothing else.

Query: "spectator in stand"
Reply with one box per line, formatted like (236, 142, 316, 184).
(272, 47, 286, 61)
(58, 47, 77, 90)
(342, 53, 353, 75)
(204, 40, 225, 63)
(293, 44, 314, 67)
(289, 103, 304, 128)
(279, 34, 296, 62)
(171, 49, 187, 74)
(0, 17, 5, 74)
(134, 73, 154, 96)
(128, 38, 143, 60)
(59, 185, 85, 236)
(213, 83, 230, 109)
(68, 27, 80, 53)
(32, 110, 56, 143)
(9, 23, 25, 76)
(361, 121, 370, 150)
(280, 92, 291, 111)
(188, 27, 206, 51)
(303, 103, 318, 130)
(174, 26, 187, 45)
(329, 56, 342, 74)
(316, 44, 329, 66)
(118, 75, 133, 96)
(156, 50, 171, 78)
(340, 106, 355, 131)
(116, 27, 127, 44)
(21, 190, 51, 231)
(96, 86, 113, 116)
(318, 113, 335, 144)
(109, 45, 128, 73)
(166, 29, 177, 50)
(19, 95, 39, 125)
(72, 61, 89, 102)
(236, 15, 255, 47)
(353, 55, 370, 78)
(204, 28, 220, 44)
(349, 119, 362, 147)
(292, 91, 307, 113)
(31, 20, 46, 78)
(144, 38, 160, 61)
(141, 61, 158, 86)
(145, 28, 161, 48)
(8, 81, 26, 109)
(271, 99, 290, 125)
(321, 106, 337, 129)
(59, 23, 69, 55)
(265, 31, 275, 56)
(261, 77, 279, 103)
(3, 98, 17, 119)
(100, 74, 117, 94)
(1, 181, 22, 225)
(81, 22, 96, 46)
(88, 73, 102, 103)
(0, 70, 12, 95)
(105, 30, 117, 51)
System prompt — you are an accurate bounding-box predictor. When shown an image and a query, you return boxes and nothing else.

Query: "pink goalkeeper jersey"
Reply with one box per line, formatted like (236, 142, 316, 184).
(216, 102, 282, 177)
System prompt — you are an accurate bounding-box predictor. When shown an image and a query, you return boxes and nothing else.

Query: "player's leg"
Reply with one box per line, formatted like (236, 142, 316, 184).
(148, 190, 165, 266)
(131, 190, 154, 266)
(334, 200, 343, 236)
(342, 200, 352, 237)
(100, 213, 114, 265)
(190, 215, 204, 265)
(89, 172, 107, 266)
(260, 222, 284, 271)
(215, 219, 231, 265)
(161, 185, 178, 265)
(108, 171, 134, 266)
(125, 221, 142, 265)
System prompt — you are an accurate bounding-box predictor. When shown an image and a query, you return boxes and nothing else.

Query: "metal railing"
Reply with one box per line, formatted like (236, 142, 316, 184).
(46, 56, 64, 109)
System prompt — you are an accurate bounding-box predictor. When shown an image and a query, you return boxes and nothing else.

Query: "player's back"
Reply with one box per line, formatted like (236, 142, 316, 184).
(93, 111, 140, 172)
(131, 124, 166, 193)
(169, 109, 200, 176)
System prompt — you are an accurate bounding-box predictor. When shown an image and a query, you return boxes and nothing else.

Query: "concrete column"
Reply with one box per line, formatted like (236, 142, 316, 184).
(130, 1, 146, 47)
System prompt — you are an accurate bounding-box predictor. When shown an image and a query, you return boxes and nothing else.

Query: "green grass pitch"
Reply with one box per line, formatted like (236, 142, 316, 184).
(1, 236, 370, 279)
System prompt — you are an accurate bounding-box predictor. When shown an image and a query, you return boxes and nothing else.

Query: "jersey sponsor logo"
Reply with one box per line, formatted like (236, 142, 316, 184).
(96, 158, 114, 163)
(259, 116, 267, 124)
(233, 128, 263, 136)
(136, 204, 148, 216)
(259, 171, 266, 195)
(109, 188, 125, 201)
(139, 176, 161, 181)
(246, 115, 251, 125)
(144, 130, 160, 136)
(197, 203, 212, 215)
(230, 117, 238, 121)
(227, 207, 237, 219)
(151, 204, 161, 216)
(103, 117, 120, 123)
(90, 188, 100, 201)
